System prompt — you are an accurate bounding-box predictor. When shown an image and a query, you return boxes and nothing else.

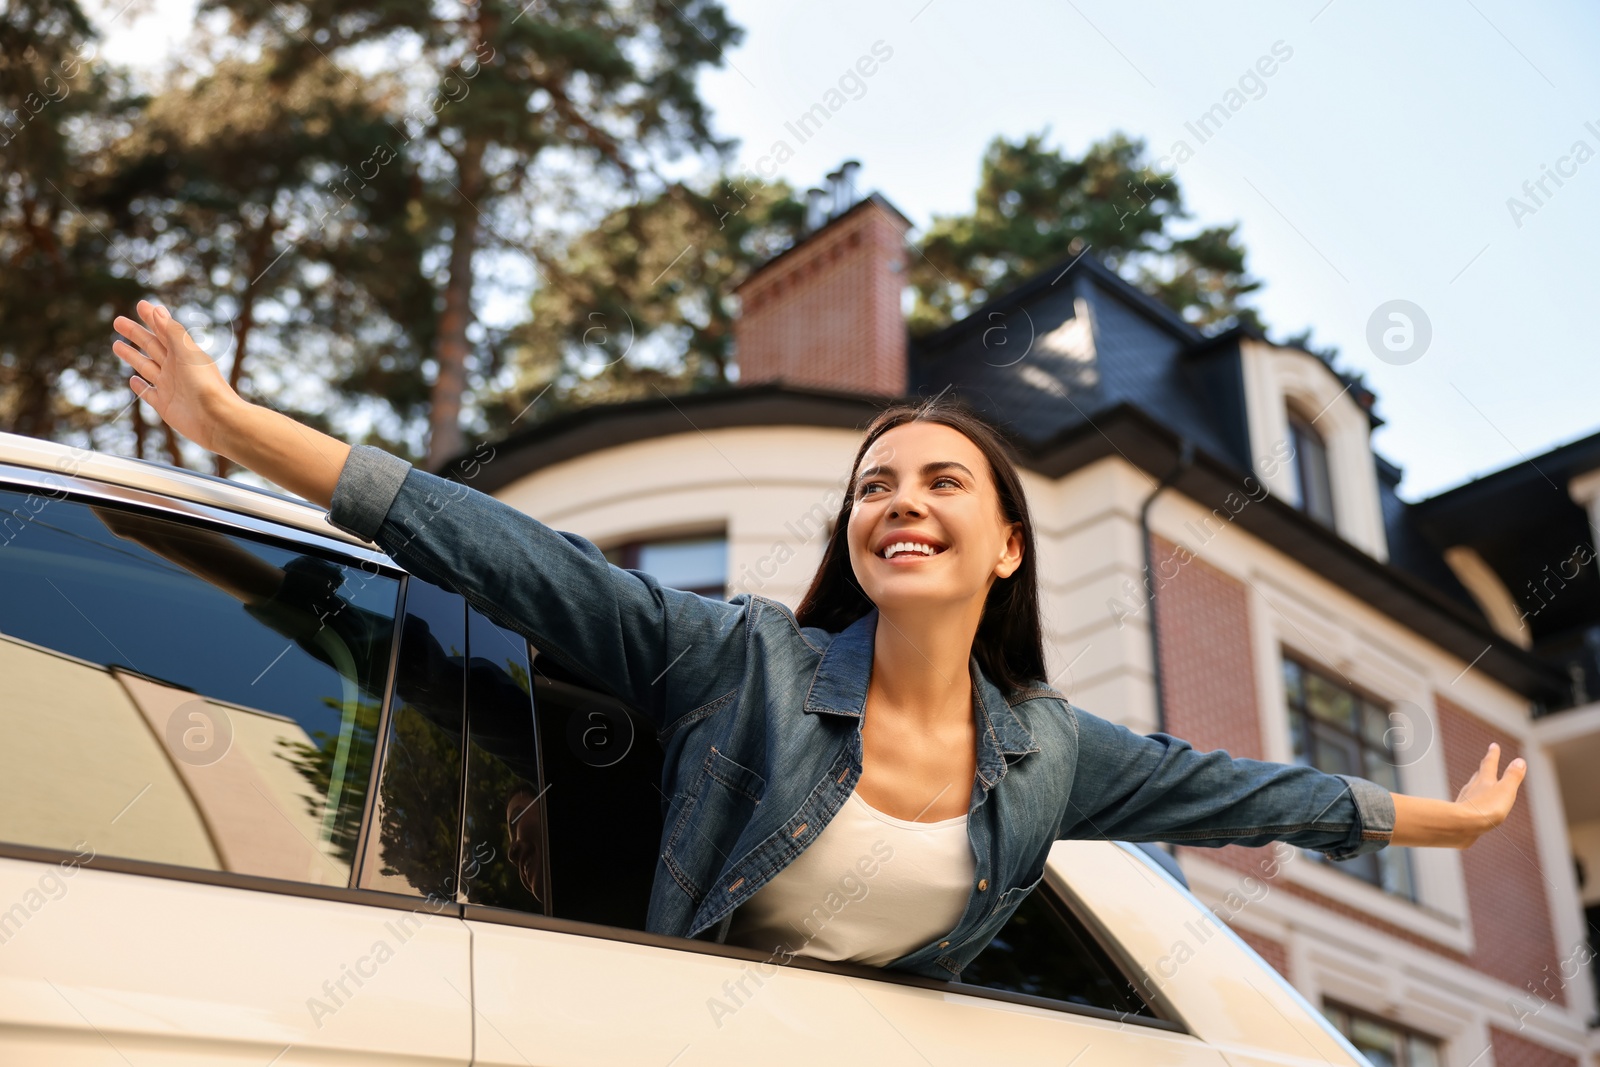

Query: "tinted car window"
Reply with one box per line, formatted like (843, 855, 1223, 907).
(357, 578, 467, 898)
(960, 881, 1157, 1018)
(0, 490, 398, 887)
(529, 652, 662, 927)
(459, 607, 545, 912)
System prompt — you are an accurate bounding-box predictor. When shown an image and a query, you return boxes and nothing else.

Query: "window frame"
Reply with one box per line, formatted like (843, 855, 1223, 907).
(1285, 404, 1336, 526)
(601, 530, 729, 599)
(352, 575, 472, 900)
(1321, 998, 1444, 1066)
(1281, 651, 1418, 901)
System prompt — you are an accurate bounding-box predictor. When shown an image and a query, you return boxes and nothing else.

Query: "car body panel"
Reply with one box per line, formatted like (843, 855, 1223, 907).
(466, 914, 1230, 1066)
(0, 859, 471, 1064)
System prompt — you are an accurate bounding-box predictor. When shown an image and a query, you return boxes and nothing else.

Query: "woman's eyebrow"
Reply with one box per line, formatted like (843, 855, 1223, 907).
(855, 460, 975, 483)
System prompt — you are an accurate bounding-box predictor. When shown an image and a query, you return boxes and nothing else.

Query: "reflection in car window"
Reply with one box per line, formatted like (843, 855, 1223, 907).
(459, 608, 545, 913)
(357, 579, 466, 899)
(0, 491, 398, 887)
(960, 882, 1157, 1019)
(530, 653, 662, 929)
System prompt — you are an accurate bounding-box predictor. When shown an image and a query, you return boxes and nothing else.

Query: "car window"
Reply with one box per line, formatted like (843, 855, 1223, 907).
(356, 577, 468, 899)
(527, 652, 662, 927)
(0, 489, 398, 887)
(959, 878, 1158, 1018)
(459, 607, 545, 912)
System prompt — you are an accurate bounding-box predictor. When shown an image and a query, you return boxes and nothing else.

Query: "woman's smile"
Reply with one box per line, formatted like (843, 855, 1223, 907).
(876, 541, 948, 564)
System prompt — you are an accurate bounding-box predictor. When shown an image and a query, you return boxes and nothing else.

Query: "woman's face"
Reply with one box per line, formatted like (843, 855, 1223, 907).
(846, 421, 1023, 615)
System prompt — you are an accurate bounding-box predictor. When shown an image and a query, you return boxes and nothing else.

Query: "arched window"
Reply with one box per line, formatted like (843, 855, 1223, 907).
(1285, 406, 1335, 526)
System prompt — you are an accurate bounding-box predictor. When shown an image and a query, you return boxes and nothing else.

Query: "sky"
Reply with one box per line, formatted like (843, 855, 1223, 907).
(91, 0, 1600, 501)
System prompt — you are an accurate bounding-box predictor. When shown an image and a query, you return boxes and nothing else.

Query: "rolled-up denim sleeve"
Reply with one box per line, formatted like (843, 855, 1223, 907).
(324, 444, 748, 729)
(1060, 703, 1395, 861)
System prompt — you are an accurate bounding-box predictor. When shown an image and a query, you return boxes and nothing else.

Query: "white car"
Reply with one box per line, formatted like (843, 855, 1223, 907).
(0, 430, 1378, 1066)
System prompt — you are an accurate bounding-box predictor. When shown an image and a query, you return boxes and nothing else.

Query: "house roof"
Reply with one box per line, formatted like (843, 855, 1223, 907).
(1409, 429, 1600, 646)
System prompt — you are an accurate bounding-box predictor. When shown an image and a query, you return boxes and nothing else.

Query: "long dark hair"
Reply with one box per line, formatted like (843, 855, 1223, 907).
(794, 395, 1047, 696)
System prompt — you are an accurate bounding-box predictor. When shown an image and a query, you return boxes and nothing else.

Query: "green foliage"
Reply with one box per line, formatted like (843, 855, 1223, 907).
(487, 173, 805, 429)
(0, 1, 143, 444)
(907, 129, 1265, 336)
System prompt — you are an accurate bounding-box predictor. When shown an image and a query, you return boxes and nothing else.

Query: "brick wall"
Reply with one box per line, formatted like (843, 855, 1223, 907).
(733, 198, 910, 396)
(1488, 1024, 1581, 1067)
(1438, 694, 1568, 1009)
(1148, 533, 1570, 1014)
(1149, 533, 1265, 760)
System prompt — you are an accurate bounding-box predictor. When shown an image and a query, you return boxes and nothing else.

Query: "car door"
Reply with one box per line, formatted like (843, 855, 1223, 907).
(453, 640, 1234, 1065)
(0, 476, 473, 1066)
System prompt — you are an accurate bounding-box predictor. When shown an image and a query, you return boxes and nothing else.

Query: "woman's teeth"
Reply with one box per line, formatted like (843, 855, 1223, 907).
(882, 542, 942, 559)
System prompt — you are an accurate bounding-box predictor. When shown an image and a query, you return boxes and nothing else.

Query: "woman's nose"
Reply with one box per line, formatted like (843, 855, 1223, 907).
(889, 493, 924, 518)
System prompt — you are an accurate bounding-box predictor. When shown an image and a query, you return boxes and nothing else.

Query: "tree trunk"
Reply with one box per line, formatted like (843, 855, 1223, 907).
(427, 136, 487, 470)
(132, 400, 148, 460)
(217, 218, 276, 477)
(162, 421, 184, 468)
(10, 372, 53, 439)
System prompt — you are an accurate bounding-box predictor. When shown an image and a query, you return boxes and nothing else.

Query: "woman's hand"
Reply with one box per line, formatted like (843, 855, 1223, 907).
(1452, 742, 1527, 839)
(1389, 742, 1527, 849)
(112, 299, 243, 454)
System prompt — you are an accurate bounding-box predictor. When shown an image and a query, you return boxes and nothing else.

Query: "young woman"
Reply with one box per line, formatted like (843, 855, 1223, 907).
(111, 299, 1527, 980)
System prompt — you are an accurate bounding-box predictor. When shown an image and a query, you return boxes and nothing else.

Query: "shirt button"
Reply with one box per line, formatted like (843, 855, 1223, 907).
(939, 940, 950, 948)
(977, 878, 988, 891)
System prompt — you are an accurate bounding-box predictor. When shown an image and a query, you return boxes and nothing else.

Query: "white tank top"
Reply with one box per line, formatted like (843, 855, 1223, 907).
(724, 786, 975, 966)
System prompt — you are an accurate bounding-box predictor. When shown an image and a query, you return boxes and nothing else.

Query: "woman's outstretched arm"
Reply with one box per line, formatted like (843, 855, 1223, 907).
(1060, 702, 1526, 857)
(112, 299, 349, 507)
(111, 298, 750, 729)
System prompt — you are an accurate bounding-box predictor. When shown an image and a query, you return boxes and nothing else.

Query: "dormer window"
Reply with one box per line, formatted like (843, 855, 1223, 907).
(1238, 339, 1388, 560)
(1286, 406, 1335, 526)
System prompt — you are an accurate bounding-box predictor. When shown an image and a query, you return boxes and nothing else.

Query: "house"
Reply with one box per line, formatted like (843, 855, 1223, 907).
(442, 169, 1600, 1067)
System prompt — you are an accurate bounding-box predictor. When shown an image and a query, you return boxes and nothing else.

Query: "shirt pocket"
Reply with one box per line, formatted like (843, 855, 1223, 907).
(663, 746, 767, 901)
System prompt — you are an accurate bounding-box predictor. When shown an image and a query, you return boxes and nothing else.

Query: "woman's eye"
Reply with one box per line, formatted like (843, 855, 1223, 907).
(933, 476, 959, 489)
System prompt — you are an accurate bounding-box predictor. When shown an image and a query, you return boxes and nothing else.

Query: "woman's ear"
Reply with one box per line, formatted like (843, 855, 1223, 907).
(995, 520, 1024, 579)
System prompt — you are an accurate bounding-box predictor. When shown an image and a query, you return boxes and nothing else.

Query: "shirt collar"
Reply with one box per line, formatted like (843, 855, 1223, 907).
(802, 607, 1040, 787)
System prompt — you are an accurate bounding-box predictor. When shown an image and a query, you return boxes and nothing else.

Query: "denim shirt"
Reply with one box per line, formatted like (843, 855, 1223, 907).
(326, 444, 1397, 982)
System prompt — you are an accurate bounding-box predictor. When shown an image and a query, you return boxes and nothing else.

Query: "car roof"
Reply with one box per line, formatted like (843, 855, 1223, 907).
(0, 430, 380, 551)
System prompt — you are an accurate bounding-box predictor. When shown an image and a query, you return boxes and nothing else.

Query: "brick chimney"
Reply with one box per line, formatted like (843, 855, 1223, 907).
(733, 167, 912, 396)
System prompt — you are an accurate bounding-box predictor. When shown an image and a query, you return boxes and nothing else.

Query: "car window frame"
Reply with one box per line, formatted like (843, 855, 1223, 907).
(459, 637, 1187, 1035)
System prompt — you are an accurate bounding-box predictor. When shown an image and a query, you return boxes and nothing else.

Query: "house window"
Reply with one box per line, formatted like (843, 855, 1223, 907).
(603, 534, 727, 599)
(1285, 406, 1335, 526)
(1282, 654, 1417, 901)
(1321, 1000, 1443, 1067)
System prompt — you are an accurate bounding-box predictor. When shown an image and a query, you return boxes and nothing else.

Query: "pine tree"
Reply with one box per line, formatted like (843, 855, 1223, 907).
(199, 0, 744, 467)
(0, 0, 142, 446)
(489, 173, 803, 431)
(907, 129, 1265, 336)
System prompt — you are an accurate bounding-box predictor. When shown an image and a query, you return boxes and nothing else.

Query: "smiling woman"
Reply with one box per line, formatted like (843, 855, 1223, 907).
(109, 298, 1527, 981)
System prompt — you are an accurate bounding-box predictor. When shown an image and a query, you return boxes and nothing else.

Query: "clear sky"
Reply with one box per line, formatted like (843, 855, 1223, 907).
(93, 0, 1600, 501)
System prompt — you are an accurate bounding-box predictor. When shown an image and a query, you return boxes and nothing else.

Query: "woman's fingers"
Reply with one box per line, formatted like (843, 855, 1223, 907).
(112, 338, 159, 379)
(112, 319, 161, 364)
(115, 301, 170, 368)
